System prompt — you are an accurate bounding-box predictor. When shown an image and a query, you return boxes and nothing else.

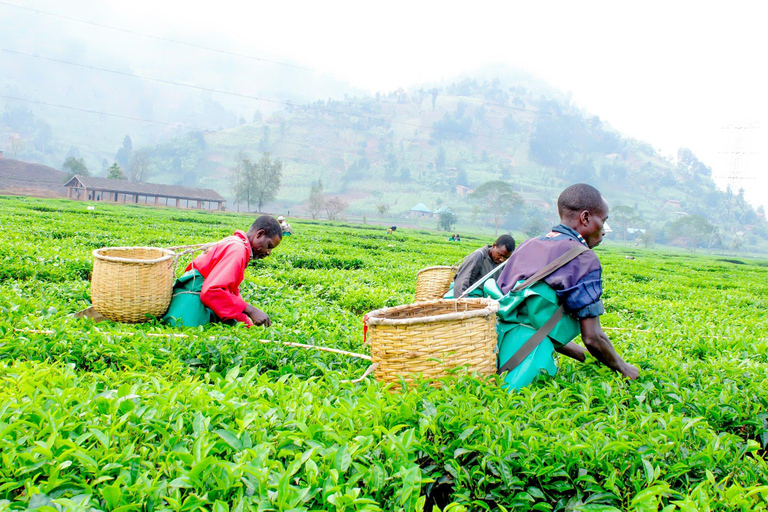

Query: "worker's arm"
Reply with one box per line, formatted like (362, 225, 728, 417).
(453, 252, 482, 297)
(555, 342, 587, 362)
(199, 245, 252, 325)
(244, 304, 271, 327)
(579, 316, 639, 379)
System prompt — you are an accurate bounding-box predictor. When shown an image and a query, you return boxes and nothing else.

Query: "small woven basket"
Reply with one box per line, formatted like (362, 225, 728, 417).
(366, 298, 499, 387)
(91, 247, 176, 323)
(414, 266, 457, 302)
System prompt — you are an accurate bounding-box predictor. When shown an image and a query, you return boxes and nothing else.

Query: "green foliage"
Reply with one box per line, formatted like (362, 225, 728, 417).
(306, 180, 325, 219)
(234, 153, 283, 212)
(0, 196, 767, 510)
(106, 162, 126, 180)
(470, 181, 524, 235)
(437, 208, 458, 231)
(62, 156, 89, 180)
(667, 214, 715, 252)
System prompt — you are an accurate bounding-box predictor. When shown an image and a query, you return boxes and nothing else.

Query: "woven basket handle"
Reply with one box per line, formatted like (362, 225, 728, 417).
(165, 237, 242, 274)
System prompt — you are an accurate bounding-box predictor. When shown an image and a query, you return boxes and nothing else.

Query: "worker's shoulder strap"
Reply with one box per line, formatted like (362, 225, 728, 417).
(511, 244, 590, 292)
(498, 243, 590, 376)
(498, 305, 565, 375)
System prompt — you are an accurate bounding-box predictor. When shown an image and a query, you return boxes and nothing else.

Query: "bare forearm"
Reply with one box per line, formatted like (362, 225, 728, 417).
(579, 316, 638, 379)
(555, 342, 587, 362)
(583, 332, 626, 370)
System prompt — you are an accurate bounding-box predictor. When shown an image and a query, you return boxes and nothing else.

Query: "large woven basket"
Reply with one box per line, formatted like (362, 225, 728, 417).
(91, 247, 176, 323)
(366, 298, 499, 387)
(414, 266, 457, 302)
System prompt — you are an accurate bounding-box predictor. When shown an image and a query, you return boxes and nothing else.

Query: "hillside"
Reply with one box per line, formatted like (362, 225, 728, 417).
(0, 157, 66, 197)
(137, 76, 767, 253)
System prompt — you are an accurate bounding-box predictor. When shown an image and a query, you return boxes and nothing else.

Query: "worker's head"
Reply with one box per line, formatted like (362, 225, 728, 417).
(490, 234, 516, 264)
(247, 215, 282, 259)
(557, 183, 609, 248)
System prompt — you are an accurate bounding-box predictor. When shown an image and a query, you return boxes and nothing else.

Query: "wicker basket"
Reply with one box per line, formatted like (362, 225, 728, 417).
(414, 266, 457, 302)
(91, 247, 176, 323)
(365, 298, 499, 386)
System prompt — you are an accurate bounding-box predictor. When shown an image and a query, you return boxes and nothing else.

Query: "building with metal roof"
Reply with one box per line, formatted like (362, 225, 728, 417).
(64, 175, 226, 210)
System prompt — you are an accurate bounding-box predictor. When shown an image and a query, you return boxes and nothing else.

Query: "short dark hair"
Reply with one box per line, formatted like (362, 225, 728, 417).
(248, 215, 282, 239)
(557, 183, 606, 218)
(495, 234, 516, 253)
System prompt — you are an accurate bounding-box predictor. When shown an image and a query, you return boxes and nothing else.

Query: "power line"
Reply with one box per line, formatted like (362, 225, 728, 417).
(1, 48, 533, 145)
(0, 0, 315, 72)
(0, 93, 440, 168)
(0, 93, 348, 159)
(0, 2, 594, 128)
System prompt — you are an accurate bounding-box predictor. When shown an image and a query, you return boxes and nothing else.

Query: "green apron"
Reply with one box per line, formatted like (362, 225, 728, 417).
(161, 269, 216, 327)
(483, 279, 580, 390)
(443, 281, 483, 299)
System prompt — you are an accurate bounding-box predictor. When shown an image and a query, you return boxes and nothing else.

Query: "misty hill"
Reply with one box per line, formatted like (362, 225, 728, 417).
(2, 53, 764, 251)
(0, 156, 66, 197)
(133, 75, 767, 252)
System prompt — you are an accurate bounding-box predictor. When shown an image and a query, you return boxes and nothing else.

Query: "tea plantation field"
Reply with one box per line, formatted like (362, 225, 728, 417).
(1, 195, 767, 511)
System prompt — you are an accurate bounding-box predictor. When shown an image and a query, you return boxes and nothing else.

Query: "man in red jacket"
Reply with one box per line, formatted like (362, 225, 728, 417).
(163, 215, 282, 327)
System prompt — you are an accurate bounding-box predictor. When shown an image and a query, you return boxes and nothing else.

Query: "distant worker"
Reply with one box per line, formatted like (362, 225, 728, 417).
(455, 234, 461, 242)
(278, 215, 293, 236)
(492, 183, 639, 389)
(450, 234, 516, 297)
(163, 215, 282, 328)
(448, 235, 455, 242)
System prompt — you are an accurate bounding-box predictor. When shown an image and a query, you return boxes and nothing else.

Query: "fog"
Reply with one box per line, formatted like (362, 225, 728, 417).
(1, 0, 766, 207)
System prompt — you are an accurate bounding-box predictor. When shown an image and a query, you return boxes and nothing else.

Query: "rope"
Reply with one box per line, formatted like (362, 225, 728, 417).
(341, 362, 379, 384)
(13, 328, 376, 379)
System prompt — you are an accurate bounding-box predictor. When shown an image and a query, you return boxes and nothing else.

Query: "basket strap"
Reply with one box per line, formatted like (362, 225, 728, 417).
(498, 305, 565, 375)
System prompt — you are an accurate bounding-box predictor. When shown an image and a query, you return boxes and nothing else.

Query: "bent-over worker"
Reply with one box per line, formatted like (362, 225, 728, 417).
(163, 215, 282, 328)
(491, 183, 639, 389)
(450, 234, 516, 297)
(278, 215, 293, 236)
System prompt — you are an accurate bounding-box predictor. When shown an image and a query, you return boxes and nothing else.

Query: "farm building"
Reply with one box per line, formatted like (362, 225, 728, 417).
(410, 202, 432, 218)
(65, 175, 226, 210)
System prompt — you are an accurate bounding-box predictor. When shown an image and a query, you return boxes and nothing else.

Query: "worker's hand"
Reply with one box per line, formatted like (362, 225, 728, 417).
(244, 304, 271, 327)
(620, 362, 640, 380)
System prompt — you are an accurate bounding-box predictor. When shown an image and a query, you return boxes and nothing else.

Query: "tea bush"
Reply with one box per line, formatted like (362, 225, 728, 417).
(0, 196, 767, 510)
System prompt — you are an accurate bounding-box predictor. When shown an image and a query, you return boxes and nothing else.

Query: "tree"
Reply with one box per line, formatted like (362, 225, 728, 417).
(306, 179, 325, 219)
(525, 217, 548, 238)
(244, 153, 283, 212)
(437, 209, 457, 231)
(107, 162, 126, 180)
(375, 203, 390, 217)
(667, 214, 714, 252)
(435, 146, 446, 173)
(430, 88, 439, 111)
(259, 125, 271, 152)
(469, 180, 524, 235)
(230, 153, 246, 212)
(128, 150, 150, 182)
(325, 197, 348, 220)
(8, 135, 23, 158)
(115, 135, 133, 171)
(62, 156, 89, 181)
(611, 205, 640, 245)
(638, 229, 655, 248)
(385, 152, 398, 176)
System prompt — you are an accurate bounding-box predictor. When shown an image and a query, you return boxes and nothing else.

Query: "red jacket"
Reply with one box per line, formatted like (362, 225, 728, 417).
(187, 230, 253, 325)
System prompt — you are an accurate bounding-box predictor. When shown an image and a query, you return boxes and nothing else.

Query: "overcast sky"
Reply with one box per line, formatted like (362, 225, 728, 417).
(5, 0, 768, 208)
